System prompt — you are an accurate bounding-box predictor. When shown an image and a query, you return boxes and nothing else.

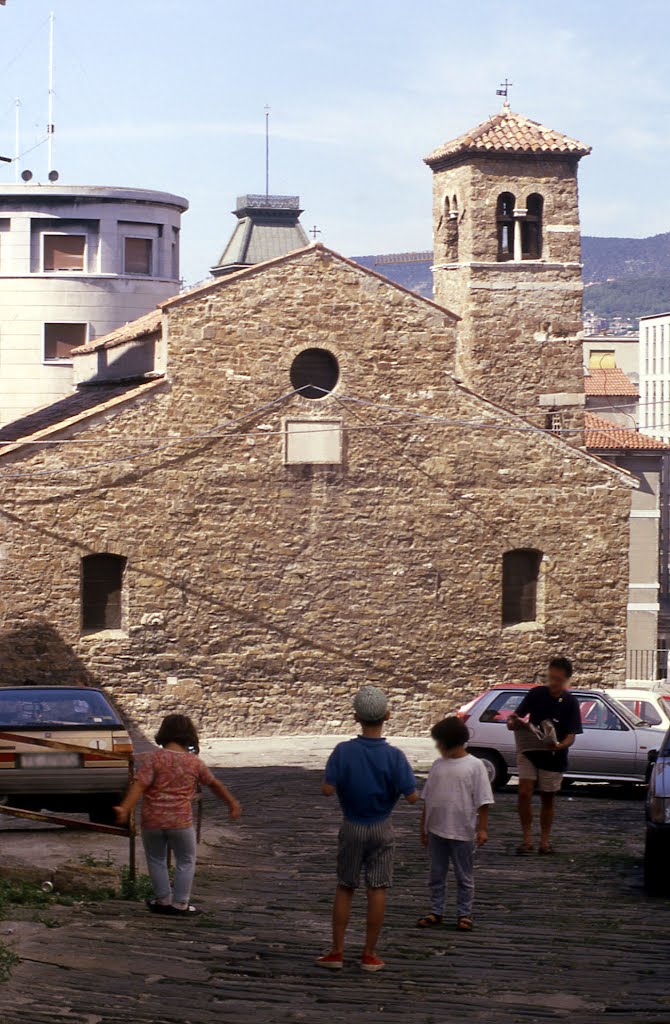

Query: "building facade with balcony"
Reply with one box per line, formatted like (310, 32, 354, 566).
(0, 184, 188, 425)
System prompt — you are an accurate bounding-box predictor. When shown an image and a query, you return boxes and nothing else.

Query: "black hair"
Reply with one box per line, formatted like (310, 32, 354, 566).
(430, 716, 470, 750)
(549, 656, 573, 679)
(154, 713, 200, 753)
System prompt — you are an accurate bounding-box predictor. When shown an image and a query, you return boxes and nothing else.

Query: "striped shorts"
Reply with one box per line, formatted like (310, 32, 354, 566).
(336, 818, 395, 890)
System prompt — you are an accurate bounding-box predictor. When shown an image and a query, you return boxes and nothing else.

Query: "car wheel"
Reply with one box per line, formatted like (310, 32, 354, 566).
(644, 830, 670, 896)
(469, 749, 510, 790)
(88, 799, 118, 826)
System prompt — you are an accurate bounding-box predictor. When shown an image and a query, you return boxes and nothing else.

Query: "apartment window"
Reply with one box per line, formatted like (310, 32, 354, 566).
(522, 193, 543, 259)
(81, 554, 126, 633)
(502, 549, 542, 626)
(496, 192, 515, 261)
(124, 236, 152, 275)
(44, 322, 87, 362)
(43, 233, 85, 271)
(588, 350, 616, 369)
(290, 348, 339, 400)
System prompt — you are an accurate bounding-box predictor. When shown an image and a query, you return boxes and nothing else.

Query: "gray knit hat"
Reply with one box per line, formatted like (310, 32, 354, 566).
(353, 685, 388, 723)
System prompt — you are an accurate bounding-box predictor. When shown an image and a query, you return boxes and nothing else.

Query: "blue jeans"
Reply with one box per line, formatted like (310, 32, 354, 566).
(142, 827, 197, 907)
(428, 833, 474, 919)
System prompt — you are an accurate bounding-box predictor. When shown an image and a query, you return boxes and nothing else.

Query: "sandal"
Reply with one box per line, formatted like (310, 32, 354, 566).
(416, 913, 443, 928)
(166, 904, 202, 916)
(538, 845, 555, 855)
(516, 843, 534, 856)
(457, 917, 474, 931)
(145, 899, 172, 914)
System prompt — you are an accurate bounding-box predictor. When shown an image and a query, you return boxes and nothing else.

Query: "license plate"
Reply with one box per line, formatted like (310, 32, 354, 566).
(21, 753, 80, 769)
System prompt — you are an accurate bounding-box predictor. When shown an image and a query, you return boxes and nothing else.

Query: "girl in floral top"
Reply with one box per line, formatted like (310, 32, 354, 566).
(115, 713, 241, 915)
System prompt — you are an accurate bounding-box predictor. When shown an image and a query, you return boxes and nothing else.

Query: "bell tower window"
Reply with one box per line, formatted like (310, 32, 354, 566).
(496, 192, 515, 262)
(522, 193, 543, 259)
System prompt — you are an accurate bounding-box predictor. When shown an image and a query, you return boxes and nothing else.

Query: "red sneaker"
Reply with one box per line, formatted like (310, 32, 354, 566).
(361, 953, 385, 972)
(314, 951, 344, 969)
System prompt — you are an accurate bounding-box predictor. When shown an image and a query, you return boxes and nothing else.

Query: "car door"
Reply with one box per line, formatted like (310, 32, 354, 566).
(469, 690, 526, 767)
(570, 694, 637, 777)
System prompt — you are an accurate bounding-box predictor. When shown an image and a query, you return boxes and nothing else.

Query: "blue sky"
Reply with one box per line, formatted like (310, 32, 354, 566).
(1, 0, 669, 284)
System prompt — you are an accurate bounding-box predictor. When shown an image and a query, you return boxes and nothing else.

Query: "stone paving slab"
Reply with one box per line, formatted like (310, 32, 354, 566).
(1, 766, 670, 1024)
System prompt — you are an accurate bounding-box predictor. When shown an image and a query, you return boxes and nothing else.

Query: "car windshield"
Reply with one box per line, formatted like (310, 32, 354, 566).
(603, 695, 645, 728)
(0, 689, 121, 728)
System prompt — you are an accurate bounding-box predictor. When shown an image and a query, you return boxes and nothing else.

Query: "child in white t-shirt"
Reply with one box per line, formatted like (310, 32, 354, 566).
(417, 716, 494, 932)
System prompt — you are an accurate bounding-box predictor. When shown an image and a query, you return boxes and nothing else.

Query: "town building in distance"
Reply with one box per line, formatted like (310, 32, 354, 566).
(0, 184, 188, 425)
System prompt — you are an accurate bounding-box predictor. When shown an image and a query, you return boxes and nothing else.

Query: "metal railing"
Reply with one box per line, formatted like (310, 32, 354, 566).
(626, 649, 669, 683)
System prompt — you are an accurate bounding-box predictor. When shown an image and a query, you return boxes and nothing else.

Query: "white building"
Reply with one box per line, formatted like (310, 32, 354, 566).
(0, 184, 188, 425)
(640, 312, 670, 442)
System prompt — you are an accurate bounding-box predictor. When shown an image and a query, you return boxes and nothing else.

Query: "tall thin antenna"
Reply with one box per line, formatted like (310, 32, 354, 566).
(14, 98, 20, 183)
(47, 11, 55, 174)
(264, 104, 270, 197)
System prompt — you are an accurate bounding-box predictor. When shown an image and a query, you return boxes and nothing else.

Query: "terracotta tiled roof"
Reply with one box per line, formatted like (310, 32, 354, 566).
(70, 309, 162, 356)
(0, 379, 167, 456)
(424, 107, 591, 167)
(584, 368, 639, 397)
(585, 412, 669, 451)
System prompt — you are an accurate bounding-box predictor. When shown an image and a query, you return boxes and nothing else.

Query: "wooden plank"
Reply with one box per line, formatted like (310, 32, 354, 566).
(0, 803, 129, 836)
(0, 731, 130, 761)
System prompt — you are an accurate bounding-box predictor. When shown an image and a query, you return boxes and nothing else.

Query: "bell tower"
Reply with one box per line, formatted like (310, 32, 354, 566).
(424, 104, 591, 438)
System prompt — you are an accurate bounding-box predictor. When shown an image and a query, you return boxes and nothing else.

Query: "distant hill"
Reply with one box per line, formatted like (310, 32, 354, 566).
(352, 232, 670, 323)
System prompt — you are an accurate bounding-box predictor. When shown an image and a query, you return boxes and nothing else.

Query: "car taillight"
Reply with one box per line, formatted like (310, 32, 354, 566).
(112, 736, 133, 755)
(457, 713, 471, 723)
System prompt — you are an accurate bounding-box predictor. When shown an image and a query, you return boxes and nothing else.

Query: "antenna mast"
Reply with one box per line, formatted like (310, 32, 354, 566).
(47, 11, 55, 174)
(264, 104, 270, 197)
(14, 98, 20, 183)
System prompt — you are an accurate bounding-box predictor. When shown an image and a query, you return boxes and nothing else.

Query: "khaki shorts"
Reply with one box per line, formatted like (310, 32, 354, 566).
(517, 754, 563, 793)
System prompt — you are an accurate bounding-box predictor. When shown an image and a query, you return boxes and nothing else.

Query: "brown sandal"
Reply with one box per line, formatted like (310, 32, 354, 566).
(416, 913, 443, 928)
(457, 916, 474, 931)
(516, 843, 534, 856)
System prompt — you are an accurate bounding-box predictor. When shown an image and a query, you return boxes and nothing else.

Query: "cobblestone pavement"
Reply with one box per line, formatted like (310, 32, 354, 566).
(2, 767, 670, 1024)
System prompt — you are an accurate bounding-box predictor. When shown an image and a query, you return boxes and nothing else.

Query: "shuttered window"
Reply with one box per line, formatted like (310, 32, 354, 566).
(502, 549, 541, 626)
(43, 234, 86, 271)
(124, 237, 152, 275)
(81, 554, 126, 633)
(44, 322, 87, 361)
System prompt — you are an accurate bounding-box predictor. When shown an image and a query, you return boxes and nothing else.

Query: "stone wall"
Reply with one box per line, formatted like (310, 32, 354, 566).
(0, 249, 632, 737)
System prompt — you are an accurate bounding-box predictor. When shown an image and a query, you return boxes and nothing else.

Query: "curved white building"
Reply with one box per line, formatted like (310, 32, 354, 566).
(0, 184, 188, 425)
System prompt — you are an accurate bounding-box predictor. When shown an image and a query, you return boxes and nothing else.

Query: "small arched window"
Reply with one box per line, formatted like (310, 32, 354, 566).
(496, 192, 515, 262)
(523, 193, 543, 259)
(451, 195, 458, 219)
(81, 554, 126, 633)
(502, 549, 542, 626)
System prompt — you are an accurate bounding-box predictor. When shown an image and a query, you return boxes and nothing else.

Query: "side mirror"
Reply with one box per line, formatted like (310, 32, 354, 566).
(648, 749, 658, 764)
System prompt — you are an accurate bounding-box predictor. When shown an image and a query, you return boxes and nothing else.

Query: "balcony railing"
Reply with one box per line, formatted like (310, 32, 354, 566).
(627, 648, 669, 682)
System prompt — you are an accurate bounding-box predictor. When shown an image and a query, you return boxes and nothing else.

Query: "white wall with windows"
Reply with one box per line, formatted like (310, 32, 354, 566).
(0, 184, 187, 426)
(640, 312, 670, 442)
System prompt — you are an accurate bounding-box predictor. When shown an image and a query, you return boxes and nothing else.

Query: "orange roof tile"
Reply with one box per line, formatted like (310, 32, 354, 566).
(585, 412, 669, 451)
(584, 368, 639, 397)
(424, 107, 591, 168)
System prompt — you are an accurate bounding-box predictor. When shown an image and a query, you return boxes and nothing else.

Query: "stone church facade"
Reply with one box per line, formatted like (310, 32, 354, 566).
(0, 109, 634, 735)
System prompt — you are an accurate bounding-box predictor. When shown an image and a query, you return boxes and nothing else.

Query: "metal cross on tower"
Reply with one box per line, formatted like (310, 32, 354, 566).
(309, 225, 321, 240)
(496, 79, 513, 101)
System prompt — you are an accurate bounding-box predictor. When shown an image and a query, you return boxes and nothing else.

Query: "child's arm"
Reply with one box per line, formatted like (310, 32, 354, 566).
(476, 804, 490, 847)
(322, 782, 336, 797)
(419, 804, 428, 846)
(209, 777, 242, 820)
(405, 790, 419, 804)
(114, 779, 147, 825)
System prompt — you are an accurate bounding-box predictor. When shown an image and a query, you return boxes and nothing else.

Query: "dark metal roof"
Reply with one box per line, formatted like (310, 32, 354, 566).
(211, 193, 309, 277)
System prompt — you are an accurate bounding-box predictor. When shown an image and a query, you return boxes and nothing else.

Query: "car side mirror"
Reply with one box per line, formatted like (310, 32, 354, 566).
(648, 749, 658, 764)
